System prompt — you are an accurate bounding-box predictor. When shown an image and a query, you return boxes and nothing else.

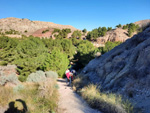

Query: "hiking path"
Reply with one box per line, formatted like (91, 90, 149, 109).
(57, 78, 101, 113)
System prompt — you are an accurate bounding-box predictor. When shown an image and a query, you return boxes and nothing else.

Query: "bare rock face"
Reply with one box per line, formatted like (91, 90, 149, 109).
(82, 27, 150, 112)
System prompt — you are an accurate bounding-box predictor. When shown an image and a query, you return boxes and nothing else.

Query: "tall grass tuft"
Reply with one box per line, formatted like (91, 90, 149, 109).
(73, 76, 134, 113)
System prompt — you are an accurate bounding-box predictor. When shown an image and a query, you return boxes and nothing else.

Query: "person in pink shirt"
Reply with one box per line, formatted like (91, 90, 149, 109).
(65, 69, 73, 85)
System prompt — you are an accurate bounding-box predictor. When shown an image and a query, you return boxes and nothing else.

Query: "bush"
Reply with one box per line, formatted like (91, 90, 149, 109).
(42, 29, 49, 34)
(103, 41, 122, 52)
(52, 28, 71, 39)
(26, 71, 46, 83)
(61, 39, 76, 57)
(24, 30, 27, 33)
(72, 30, 82, 39)
(26, 70, 59, 83)
(82, 28, 87, 33)
(40, 49, 69, 77)
(86, 26, 108, 40)
(45, 71, 58, 80)
(0, 73, 19, 86)
(0, 61, 8, 66)
(0, 36, 10, 49)
(123, 23, 140, 37)
(13, 84, 24, 92)
(74, 40, 96, 67)
(116, 24, 122, 28)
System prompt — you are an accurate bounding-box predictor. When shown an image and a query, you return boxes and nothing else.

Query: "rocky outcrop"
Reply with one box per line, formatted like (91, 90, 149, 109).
(95, 20, 150, 46)
(97, 28, 129, 44)
(82, 26, 150, 112)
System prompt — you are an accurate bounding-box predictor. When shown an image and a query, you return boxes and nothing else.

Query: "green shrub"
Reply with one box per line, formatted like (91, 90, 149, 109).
(74, 40, 96, 67)
(123, 23, 140, 37)
(24, 30, 27, 33)
(52, 28, 71, 39)
(40, 49, 69, 77)
(42, 29, 49, 34)
(61, 39, 76, 57)
(5, 29, 19, 34)
(0, 61, 8, 66)
(116, 24, 122, 28)
(72, 30, 82, 39)
(82, 28, 87, 33)
(86, 26, 108, 40)
(0, 36, 10, 49)
(103, 41, 122, 52)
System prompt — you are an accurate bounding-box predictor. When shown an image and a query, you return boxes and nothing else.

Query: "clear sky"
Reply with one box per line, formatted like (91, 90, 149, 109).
(0, 0, 150, 31)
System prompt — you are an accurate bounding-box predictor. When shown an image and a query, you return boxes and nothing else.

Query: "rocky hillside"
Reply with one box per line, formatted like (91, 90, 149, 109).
(82, 26, 150, 112)
(0, 17, 77, 37)
(96, 28, 129, 44)
(95, 19, 150, 45)
(134, 19, 150, 27)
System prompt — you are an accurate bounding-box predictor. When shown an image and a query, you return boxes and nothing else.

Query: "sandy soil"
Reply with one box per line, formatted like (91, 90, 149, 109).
(57, 78, 101, 113)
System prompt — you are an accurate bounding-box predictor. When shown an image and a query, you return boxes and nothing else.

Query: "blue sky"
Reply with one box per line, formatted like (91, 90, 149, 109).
(0, 0, 150, 31)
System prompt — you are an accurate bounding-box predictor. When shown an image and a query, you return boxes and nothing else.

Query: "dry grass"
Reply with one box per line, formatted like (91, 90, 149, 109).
(73, 76, 134, 113)
(73, 74, 90, 91)
(0, 78, 58, 113)
(0, 86, 14, 107)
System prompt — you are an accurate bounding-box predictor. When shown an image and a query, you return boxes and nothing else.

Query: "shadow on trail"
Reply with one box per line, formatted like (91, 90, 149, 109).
(57, 79, 67, 83)
(5, 99, 28, 113)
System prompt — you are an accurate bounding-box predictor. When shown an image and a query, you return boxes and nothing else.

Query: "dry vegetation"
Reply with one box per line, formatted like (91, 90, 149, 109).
(73, 75, 134, 113)
(0, 78, 58, 113)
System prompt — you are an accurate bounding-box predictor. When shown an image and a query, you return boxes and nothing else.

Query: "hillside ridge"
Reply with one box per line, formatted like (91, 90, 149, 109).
(0, 17, 77, 35)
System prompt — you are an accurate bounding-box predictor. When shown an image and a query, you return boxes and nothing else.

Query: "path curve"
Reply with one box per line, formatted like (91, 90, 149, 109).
(57, 78, 101, 113)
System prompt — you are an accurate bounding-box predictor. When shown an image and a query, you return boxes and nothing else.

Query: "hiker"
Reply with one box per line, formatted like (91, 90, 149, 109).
(71, 69, 77, 77)
(65, 69, 73, 85)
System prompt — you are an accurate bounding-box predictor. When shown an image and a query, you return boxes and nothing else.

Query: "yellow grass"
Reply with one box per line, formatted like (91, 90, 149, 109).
(73, 76, 134, 113)
(0, 78, 58, 113)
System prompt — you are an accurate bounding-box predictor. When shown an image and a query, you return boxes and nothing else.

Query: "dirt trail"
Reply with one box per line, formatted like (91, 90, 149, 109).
(57, 78, 101, 113)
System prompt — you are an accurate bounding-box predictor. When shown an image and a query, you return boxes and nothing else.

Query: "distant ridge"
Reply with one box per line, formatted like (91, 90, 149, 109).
(0, 17, 78, 36)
